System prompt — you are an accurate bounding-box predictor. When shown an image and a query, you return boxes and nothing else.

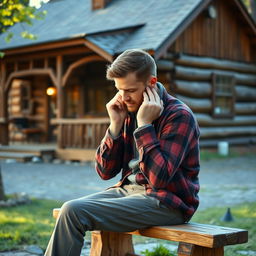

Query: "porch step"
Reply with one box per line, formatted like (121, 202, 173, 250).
(0, 152, 35, 162)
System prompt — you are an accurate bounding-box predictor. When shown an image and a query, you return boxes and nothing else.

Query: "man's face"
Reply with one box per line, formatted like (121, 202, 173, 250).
(114, 73, 148, 112)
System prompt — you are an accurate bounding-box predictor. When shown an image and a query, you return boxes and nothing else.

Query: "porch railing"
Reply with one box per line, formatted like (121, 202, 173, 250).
(53, 118, 110, 149)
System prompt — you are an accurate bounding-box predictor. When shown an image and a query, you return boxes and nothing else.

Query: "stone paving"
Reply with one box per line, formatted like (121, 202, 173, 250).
(1, 154, 256, 255)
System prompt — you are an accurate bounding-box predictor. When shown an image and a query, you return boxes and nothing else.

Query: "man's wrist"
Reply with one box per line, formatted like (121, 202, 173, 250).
(109, 124, 122, 138)
(137, 121, 151, 128)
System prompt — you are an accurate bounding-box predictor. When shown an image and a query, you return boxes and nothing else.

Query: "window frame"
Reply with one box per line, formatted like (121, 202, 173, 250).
(212, 73, 236, 118)
(20, 82, 32, 115)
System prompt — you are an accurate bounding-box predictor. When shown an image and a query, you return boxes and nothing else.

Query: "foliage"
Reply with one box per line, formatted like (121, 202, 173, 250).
(0, 0, 47, 43)
(141, 244, 175, 256)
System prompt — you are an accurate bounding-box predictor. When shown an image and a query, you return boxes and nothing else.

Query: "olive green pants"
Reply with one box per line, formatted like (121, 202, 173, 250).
(44, 184, 184, 256)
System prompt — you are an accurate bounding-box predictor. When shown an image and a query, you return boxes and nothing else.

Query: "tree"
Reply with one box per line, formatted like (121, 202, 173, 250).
(0, 0, 46, 43)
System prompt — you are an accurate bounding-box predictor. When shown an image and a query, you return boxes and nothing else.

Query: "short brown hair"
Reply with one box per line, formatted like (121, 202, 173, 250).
(106, 49, 157, 82)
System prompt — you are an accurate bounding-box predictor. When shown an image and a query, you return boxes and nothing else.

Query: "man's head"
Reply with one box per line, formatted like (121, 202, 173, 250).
(106, 49, 157, 112)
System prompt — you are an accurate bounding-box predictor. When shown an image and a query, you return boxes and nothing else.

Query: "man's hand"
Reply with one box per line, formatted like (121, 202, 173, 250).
(106, 93, 128, 137)
(137, 87, 163, 127)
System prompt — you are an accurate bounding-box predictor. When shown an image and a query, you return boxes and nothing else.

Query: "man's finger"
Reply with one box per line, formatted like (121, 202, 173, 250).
(146, 87, 155, 101)
(143, 91, 149, 102)
(151, 87, 161, 104)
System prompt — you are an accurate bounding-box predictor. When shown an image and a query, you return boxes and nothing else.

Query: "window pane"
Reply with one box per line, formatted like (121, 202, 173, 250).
(214, 97, 233, 115)
(213, 74, 234, 117)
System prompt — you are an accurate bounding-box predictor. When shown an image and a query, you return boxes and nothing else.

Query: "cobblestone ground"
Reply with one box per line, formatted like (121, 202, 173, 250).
(1, 153, 256, 255)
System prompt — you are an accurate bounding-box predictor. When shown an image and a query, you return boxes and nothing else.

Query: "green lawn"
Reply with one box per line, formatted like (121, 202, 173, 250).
(0, 199, 255, 255)
(0, 199, 62, 251)
(191, 203, 256, 256)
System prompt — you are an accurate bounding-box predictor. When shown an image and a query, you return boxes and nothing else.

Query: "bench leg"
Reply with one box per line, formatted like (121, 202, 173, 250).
(90, 231, 135, 256)
(178, 242, 224, 256)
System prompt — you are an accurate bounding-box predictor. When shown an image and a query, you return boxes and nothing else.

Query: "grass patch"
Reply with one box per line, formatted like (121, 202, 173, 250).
(191, 202, 256, 256)
(200, 147, 255, 161)
(0, 199, 255, 255)
(0, 198, 63, 252)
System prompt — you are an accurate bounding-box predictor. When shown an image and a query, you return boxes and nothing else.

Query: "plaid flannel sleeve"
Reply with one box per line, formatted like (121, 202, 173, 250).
(134, 109, 199, 189)
(95, 128, 124, 180)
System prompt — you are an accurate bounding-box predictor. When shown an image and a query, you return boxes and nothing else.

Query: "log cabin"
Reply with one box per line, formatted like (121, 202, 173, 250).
(0, 0, 256, 160)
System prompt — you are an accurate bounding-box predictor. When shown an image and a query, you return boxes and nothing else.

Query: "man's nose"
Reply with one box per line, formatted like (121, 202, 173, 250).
(121, 92, 130, 101)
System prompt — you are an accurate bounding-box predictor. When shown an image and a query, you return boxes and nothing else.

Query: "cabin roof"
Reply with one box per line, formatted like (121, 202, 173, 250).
(0, 0, 255, 59)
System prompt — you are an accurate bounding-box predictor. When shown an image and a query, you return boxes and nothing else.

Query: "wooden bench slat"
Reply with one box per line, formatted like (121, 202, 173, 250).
(129, 223, 248, 248)
(53, 208, 248, 249)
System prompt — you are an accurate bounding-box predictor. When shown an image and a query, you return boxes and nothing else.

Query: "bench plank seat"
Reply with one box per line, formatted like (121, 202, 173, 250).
(53, 208, 248, 256)
(129, 223, 248, 248)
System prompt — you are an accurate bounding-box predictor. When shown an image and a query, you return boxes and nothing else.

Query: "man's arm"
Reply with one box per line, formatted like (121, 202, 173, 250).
(95, 93, 128, 180)
(134, 109, 200, 190)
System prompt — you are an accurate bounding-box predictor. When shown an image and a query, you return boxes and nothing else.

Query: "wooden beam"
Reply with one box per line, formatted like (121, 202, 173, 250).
(174, 66, 256, 85)
(51, 118, 110, 125)
(62, 55, 105, 87)
(176, 94, 211, 113)
(56, 55, 64, 149)
(195, 113, 256, 126)
(4, 68, 58, 92)
(174, 80, 211, 98)
(236, 85, 256, 101)
(3, 46, 92, 62)
(55, 149, 96, 161)
(2, 38, 87, 56)
(200, 126, 256, 138)
(84, 40, 113, 62)
(56, 55, 64, 117)
(175, 54, 256, 74)
(235, 102, 256, 114)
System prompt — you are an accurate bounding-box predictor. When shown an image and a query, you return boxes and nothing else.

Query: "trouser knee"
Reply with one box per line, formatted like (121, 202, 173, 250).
(59, 200, 82, 222)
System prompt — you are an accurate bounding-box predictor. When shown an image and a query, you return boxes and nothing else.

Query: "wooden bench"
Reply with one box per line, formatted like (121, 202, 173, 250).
(53, 208, 248, 256)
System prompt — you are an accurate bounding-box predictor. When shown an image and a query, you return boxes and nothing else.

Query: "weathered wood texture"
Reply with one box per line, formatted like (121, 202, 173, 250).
(53, 118, 109, 149)
(158, 52, 256, 145)
(170, 0, 255, 62)
(53, 208, 248, 256)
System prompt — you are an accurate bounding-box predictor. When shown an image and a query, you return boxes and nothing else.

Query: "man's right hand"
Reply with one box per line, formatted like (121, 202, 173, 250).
(106, 93, 128, 137)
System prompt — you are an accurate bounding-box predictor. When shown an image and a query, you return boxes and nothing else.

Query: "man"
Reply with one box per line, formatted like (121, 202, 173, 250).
(45, 49, 200, 256)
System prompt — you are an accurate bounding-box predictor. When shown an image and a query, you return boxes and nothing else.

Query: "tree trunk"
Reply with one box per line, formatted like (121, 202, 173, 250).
(0, 167, 5, 201)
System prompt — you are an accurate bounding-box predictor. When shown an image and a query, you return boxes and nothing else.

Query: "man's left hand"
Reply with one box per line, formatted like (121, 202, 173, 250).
(137, 87, 163, 127)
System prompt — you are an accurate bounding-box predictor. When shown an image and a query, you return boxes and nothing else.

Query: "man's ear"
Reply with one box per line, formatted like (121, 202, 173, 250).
(148, 76, 157, 88)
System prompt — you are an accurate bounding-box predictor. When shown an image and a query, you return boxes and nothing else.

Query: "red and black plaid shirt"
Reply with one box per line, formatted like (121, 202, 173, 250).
(95, 84, 200, 221)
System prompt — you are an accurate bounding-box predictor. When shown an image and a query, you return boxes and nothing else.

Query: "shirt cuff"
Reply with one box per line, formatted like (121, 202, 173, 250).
(134, 124, 153, 133)
(107, 128, 122, 140)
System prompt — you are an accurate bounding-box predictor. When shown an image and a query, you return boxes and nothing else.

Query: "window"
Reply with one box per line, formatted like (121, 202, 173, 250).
(212, 74, 235, 118)
(21, 82, 32, 115)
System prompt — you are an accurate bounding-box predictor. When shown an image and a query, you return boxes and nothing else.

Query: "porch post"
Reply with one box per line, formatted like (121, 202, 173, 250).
(56, 55, 64, 148)
(0, 62, 8, 145)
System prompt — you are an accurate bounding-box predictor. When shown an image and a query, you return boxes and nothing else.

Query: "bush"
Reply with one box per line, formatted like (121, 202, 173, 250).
(141, 244, 175, 256)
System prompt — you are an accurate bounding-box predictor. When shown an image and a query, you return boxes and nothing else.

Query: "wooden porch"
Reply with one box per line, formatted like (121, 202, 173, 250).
(0, 144, 56, 162)
(0, 117, 110, 162)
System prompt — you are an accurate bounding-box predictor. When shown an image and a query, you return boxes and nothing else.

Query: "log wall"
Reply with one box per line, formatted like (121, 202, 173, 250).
(158, 53, 256, 146)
